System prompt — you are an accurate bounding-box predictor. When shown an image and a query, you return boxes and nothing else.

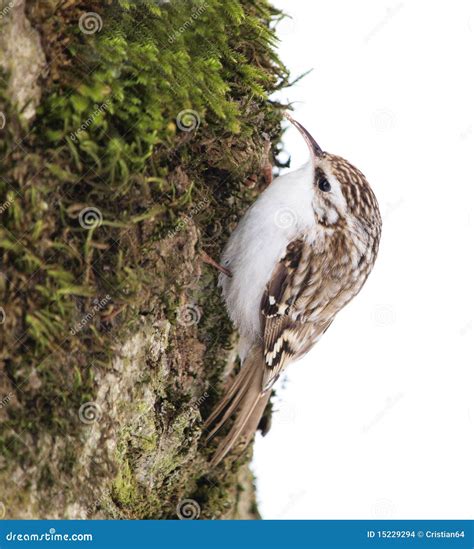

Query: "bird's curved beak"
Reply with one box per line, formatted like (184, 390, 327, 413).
(284, 112, 323, 164)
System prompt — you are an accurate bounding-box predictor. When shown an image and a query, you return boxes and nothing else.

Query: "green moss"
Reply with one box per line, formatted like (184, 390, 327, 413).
(112, 459, 139, 508)
(0, 0, 289, 518)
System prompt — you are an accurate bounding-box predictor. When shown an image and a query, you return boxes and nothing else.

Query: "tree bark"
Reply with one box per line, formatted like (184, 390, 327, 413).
(0, 0, 287, 519)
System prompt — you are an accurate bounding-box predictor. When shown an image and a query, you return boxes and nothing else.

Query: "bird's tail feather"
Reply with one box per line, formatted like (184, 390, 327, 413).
(204, 346, 270, 466)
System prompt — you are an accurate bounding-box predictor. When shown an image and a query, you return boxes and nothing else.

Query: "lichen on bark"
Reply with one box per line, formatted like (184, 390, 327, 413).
(0, 0, 289, 519)
(0, 0, 46, 120)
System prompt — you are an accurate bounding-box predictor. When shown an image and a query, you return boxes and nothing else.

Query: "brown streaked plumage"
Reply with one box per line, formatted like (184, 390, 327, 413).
(204, 114, 382, 466)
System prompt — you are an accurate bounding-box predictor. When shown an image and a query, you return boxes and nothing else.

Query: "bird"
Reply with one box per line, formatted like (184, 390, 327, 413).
(204, 113, 382, 466)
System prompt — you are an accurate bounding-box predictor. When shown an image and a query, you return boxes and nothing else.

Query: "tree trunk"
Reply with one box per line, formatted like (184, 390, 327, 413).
(0, 0, 288, 519)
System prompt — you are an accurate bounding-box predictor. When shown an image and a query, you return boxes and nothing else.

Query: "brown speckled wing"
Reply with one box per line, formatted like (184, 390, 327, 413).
(260, 238, 327, 391)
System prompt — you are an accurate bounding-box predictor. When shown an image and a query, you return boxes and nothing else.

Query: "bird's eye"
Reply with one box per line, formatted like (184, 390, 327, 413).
(318, 178, 331, 192)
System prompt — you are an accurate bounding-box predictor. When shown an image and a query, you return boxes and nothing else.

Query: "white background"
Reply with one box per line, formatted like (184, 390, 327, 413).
(252, 0, 474, 519)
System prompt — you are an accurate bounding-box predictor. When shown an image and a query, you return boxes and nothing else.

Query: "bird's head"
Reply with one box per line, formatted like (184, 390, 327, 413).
(285, 114, 381, 238)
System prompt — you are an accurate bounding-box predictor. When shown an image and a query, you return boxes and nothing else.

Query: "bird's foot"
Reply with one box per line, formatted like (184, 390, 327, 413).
(262, 162, 273, 186)
(262, 133, 273, 186)
(201, 251, 232, 277)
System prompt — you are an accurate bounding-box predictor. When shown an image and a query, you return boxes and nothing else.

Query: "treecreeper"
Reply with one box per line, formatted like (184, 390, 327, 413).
(204, 114, 382, 466)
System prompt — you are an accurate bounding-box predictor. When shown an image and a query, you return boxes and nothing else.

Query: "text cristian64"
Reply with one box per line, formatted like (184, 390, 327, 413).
(367, 530, 466, 539)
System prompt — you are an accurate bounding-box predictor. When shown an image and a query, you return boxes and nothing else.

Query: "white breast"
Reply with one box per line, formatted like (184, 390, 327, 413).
(218, 162, 316, 357)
